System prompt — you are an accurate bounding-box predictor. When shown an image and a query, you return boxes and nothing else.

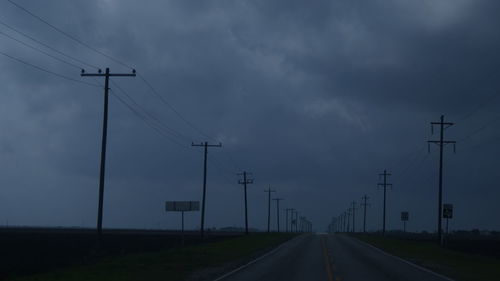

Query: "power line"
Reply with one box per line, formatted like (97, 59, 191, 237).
(98, 73, 189, 149)
(7, 0, 133, 70)
(0, 50, 99, 87)
(110, 80, 190, 143)
(456, 91, 500, 124)
(138, 74, 217, 142)
(109, 89, 187, 149)
(138, 74, 242, 171)
(206, 157, 235, 186)
(456, 112, 500, 144)
(0, 18, 99, 70)
(0, 29, 82, 69)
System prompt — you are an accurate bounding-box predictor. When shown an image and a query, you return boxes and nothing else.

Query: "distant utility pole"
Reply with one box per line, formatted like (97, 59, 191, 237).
(238, 171, 253, 235)
(294, 210, 299, 232)
(347, 208, 351, 232)
(81, 67, 136, 240)
(291, 209, 297, 232)
(428, 115, 456, 245)
(285, 208, 293, 232)
(192, 141, 222, 239)
(378, 170, 392, 235)
(265, 187, 276, 233)
(351, 201, 357, 233)
(273, 198, 283, 232)
(343, 211, 347, 232)
(361, 195, 370, 233)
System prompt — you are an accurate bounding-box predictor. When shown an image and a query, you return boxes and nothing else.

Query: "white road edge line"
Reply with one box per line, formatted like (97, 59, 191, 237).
(352, 236, 456, 281)
(211, 235, 303, 281)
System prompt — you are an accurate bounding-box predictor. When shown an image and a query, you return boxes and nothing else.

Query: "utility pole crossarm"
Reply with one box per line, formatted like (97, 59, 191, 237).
(192, 142, 222, 147)
(81, 74, 136, 77)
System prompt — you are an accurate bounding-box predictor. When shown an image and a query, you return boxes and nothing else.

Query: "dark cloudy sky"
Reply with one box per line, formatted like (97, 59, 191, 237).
(0, 0, 499, 233)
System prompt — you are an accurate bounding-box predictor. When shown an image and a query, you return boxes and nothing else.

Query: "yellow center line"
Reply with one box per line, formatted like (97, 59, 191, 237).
(321, 236, 335, 281)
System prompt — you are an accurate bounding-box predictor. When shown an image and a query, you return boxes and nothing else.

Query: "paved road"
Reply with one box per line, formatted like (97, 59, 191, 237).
(219, 234, 451, 281)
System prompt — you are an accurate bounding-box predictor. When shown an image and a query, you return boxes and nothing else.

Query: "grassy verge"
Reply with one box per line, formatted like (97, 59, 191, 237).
(8, 233, 296, 281)
(352, 234, 500, 281)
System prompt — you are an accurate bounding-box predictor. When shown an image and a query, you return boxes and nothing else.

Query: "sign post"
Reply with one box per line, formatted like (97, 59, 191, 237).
(166, 201, 200, 245)
(401, 211, 409, 233)
(443, 204, 453, 234)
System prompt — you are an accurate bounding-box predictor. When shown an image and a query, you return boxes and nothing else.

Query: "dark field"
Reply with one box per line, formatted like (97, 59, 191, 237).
(352, 233, 500, 281)
(0, 227, 240, 280)
(374, 231, 500, 259)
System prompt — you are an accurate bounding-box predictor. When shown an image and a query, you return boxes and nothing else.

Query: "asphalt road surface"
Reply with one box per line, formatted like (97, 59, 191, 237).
(218, 234, 451, 281)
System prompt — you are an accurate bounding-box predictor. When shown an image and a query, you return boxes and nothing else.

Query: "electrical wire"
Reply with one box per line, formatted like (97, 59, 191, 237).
(109, 89, 188, 149)
(7, 0, 133, 70)
(138, 74, 217, 142)
(0, 49, 99, 87)
(110, 80, 190, 143)
(138, 74, 242, 171)
(0, 29, 82, 70)
(0, 18, 100, 70)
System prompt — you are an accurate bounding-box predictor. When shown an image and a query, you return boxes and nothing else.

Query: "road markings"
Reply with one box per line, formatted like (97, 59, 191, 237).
(321, 236, 335, 281)
(211, 235, 303, 281)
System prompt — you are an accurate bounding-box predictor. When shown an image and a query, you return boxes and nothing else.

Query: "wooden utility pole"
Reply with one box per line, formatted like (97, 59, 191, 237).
(378, 170, 392, 236)
(351, 201, 357, 233)
(428, 115, 455, 245)
(361, 195, 370, 233)
(264, 187, 276, 232)
(238, 171, 253, 235)
(273, 198, 283, 232)
(81, 68, 136, 241)
(192, 141, 222, 239)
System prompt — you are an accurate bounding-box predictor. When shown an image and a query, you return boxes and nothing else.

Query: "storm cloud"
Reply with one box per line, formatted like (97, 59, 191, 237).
(0, 0, 499, 232)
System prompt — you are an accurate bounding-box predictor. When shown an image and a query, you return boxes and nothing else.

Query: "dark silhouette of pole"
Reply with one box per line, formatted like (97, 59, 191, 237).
(378, 170, 392, 235)
(81, 68, 136, 241)
(238, 171, 253, 235)
(343, 212, 347, 232)
(347, 207, 352, 232)
(351, 201, 357, 233)
(294, 210, 299, 232)
(265, 187, 276, 232)
(428, 115, 455, 245)
(273, 198, 283, 232)
(361, 195, 370, 233)
(285, 208, 293, 232)
(289, 208, 296, 232)
(181, 211, 185, 245)
(192, 141, 222, 239)
(291, 209, 297, 232)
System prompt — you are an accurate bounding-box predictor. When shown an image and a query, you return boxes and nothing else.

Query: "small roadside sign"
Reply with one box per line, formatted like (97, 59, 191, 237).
(166, 201, 200, 212)
(401, 211, 409, 221)
(443, 204, 453, 219)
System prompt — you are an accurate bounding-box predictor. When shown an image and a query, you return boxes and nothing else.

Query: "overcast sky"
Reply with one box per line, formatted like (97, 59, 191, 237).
(0, 0, 499, 233)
